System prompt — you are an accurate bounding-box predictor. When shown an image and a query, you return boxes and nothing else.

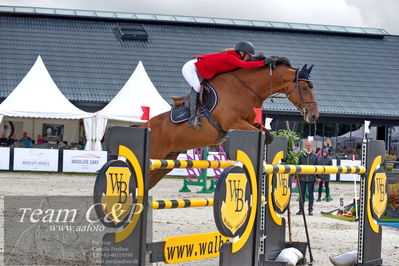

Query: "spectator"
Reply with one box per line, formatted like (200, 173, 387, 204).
(315, 147, 322, 156)
(37, 135, 45, 144)
(59, 141, 68, 149)
(324, 138, 335, 157)
(8, 133, 16, 146)
(20, 132, 32, 148)
(101, 136, 108, 151)
(296, 140, 320, 216)
(78, 137, 86, 150)
(317, 148, 333, 202)
(46, 126, 52, 137)
(0, 132, 9, 146)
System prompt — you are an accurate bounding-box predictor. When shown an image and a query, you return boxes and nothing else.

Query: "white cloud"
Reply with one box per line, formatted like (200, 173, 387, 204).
(262, 0, 365, 26)
(344, 0, 399, 33)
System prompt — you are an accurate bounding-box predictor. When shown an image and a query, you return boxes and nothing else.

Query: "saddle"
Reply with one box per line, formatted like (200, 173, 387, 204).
(169, 82, 218, 124)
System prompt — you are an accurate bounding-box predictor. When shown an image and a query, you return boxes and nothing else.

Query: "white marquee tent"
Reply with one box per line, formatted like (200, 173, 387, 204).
(0, 56, 93, 144)
(88, 61, 171, 150)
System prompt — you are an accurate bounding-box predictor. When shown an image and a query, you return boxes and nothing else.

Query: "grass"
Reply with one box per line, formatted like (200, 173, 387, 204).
(322, 214, 356, 222)
(322, 214, 399, 222)
(380, 216, 399, 222)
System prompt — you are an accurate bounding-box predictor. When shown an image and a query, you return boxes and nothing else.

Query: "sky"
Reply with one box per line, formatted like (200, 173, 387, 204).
(0, 0, 398, 35)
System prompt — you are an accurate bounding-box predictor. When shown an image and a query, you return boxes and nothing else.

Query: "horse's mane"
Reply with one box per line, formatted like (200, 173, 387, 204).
(252, 54, 292, 68)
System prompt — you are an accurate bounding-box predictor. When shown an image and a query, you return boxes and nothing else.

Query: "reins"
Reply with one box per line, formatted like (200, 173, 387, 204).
(231, 73, 264, 105)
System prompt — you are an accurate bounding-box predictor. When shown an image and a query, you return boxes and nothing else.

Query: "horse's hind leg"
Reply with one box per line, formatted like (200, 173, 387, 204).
(149, 152, 179, 189)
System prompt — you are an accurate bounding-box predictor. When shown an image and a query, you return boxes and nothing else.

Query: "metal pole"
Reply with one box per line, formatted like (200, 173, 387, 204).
(296, 174, 313, 263)
(285, 120, 293, 243)
(358, 120, 370, 264)
(353, 162, 359, 219)
(335, 123, 339, 152)
(287, 199, 293, 243)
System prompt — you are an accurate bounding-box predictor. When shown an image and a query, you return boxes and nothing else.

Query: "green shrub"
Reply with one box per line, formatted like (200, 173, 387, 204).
(272, 130, 304, 165)
(388, 183, 399, 210)
(385, 154, 396, 161)
(385, 154, 396, 172)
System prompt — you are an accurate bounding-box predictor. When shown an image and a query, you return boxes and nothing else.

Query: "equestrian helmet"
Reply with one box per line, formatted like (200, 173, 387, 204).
(235, 41, 256, 56)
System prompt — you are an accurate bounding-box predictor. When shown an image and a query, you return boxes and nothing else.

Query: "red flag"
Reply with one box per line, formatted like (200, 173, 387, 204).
(141, 106, 150, 121)
(253, 108, 262, 124)
(141, 106, 150, 127)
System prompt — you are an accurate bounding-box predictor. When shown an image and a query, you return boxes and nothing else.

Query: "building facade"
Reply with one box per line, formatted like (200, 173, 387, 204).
(1, 6, 399, 155)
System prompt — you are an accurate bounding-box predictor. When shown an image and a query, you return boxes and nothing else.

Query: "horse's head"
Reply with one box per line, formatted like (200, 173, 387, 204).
(273, 61, 319, 123)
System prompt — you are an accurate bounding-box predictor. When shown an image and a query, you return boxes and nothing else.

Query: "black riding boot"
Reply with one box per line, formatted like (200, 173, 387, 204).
(189, 88, 201, 130)
(326, 186, 331, 202)
(317, 183, 322, 201)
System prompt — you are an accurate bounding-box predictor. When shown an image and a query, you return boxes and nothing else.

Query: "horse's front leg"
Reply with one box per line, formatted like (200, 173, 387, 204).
(230, 120, 274, 144)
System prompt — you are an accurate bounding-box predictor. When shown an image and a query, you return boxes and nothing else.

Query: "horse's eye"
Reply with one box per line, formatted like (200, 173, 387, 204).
(301, 86, 308, 91)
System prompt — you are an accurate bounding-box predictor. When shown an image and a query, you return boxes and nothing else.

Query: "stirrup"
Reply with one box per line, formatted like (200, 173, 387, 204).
(189, 116, 201, 130)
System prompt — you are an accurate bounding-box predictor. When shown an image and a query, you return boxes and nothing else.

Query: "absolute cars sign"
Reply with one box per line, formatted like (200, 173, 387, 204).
(63, 150, 107, 173)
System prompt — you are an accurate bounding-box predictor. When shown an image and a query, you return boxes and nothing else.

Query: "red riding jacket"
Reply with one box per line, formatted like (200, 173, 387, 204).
(194, 50, 265, 79)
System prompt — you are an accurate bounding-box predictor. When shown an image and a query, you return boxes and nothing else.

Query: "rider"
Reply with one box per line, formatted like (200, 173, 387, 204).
(182, 41, 272, 129)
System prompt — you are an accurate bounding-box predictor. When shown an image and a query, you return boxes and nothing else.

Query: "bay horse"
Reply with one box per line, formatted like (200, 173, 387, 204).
(147, 57, 319, 188)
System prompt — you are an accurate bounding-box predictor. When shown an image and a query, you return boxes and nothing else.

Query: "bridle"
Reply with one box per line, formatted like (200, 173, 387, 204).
(294, 70, 317, 116)
(269, 64, 317, 117)
(231, 63, 317, 118)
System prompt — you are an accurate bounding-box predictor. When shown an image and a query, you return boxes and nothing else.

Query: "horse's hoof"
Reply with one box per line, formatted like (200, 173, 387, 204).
(264, 132, 274, 145)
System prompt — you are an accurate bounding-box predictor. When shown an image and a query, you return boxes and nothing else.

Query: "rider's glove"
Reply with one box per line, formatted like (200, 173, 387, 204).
(264, 57, 274, 65)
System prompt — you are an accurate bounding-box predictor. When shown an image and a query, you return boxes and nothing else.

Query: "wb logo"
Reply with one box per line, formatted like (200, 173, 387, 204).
(227, 180, 245, 212)
(101, 166, 134, 224)
(278, 175, 288, 196)
(220, 173, 249, 235)
(372, 172, 387, 220)
(273, 173, 291, 213)
(376, 177, 385, 202)
(109, 172, 128, 203)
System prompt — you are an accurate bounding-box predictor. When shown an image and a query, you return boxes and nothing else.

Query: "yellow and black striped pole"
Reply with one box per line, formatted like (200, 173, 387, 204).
(150, 159, 366, 175)
(151, 196, 266, 209)
(151, 198, 214, 209)
(264, 164, 366, 175)
(150, 159, 237, 170)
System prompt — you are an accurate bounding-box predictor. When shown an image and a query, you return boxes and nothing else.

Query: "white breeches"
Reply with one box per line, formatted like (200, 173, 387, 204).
(182, 59, 202, 92)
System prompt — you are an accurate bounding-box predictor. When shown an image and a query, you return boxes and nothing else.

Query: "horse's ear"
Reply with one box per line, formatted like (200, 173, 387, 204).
(299, 64, 308, 78)
(307, 65, 314, 75)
